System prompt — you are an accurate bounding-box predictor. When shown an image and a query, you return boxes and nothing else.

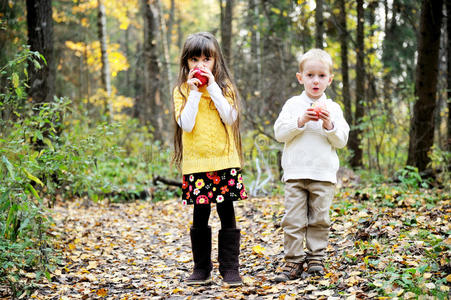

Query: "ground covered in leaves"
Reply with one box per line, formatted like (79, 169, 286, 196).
(8, 187, 451, 299)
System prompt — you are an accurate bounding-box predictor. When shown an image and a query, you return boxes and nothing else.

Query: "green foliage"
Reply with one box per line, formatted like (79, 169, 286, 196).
(0, 49, 56, 297)
(395, 166, 430, 189)
(0, 46, 179, 296)
(428, 145, 450, 190)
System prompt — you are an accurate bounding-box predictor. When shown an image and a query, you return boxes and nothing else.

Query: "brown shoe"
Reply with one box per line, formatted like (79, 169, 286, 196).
(307, 259, 325, 276)
(274, 262, 302, 282)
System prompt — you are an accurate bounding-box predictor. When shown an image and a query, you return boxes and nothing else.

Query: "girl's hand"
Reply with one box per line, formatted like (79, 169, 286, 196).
(298, 108, 319, 128)
(196, 64, 215, 86)
(187, 68, 202, 90)
(319, 109, 334, 130)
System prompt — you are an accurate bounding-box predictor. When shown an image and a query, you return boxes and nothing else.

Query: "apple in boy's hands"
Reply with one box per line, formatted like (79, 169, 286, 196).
(193, 67, 208, 87)
(311, 102, 326, 118)
(312, 106, 322, 117)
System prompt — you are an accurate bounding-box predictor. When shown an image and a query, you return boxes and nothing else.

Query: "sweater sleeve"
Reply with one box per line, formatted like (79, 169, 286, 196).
(206, 82, 238, 125)
(274, 99, 305, 143)
(173, 87, 202, 132)
(324, 102, 350, 149)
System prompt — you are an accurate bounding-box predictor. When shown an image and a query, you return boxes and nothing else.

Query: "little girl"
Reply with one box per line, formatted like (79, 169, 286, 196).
(172, 32, 247, 286)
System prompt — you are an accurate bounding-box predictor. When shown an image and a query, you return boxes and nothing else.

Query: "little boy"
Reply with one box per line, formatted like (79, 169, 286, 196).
(273, 49, 350, 282)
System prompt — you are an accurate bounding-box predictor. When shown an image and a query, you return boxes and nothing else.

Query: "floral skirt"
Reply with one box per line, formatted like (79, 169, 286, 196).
(181, 168, 248, 205)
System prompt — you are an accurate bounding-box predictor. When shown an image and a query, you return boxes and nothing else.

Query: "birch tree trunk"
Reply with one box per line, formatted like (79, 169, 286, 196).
(97, 0, 113, 117)
(349, 0, 365, 168)
(157, 0, 171, 99)
(315, 0, 324, 49)
(407, 0, 443, 171)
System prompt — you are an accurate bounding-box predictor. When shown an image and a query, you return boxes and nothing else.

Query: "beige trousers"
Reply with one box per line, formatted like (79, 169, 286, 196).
(281, 179, 335, 263)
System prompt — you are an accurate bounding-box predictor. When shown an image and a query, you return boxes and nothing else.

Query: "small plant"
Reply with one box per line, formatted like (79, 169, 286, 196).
(395, 166, 429, 189)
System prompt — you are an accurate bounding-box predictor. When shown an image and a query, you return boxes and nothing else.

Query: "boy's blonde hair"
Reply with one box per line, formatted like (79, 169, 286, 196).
(298, 48, 333, 74)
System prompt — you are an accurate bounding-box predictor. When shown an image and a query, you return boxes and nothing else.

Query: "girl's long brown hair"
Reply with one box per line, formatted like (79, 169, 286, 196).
(172, 32, 243, 170)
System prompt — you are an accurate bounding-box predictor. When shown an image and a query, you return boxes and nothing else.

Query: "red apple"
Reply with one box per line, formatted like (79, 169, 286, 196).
(311, 102, 326, 118)
(193, 67, 208, 87)
(312, 106, 322, 117)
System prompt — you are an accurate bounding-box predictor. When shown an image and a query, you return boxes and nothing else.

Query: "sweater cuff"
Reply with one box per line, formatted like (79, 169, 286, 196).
(296, 118, 307, 132)
(324, 122, 337, 134)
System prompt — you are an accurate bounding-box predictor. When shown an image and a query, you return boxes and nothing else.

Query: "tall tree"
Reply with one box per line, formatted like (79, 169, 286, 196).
(447, 0, 451, 151)
(97, 0, 112, 117)
(349, 0, 365, 168)
(407, 0, 444, 171)
(315, 0, 324, 49)
(157, 0, 171, 99)
(338, 0, 352, 125)
(142, 0, 163, 140)
(26, 0, 55, 103)
(220, 0, 234, 64)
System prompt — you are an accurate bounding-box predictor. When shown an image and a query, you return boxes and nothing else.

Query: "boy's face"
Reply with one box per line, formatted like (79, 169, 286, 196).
(296, 59, 333, 100)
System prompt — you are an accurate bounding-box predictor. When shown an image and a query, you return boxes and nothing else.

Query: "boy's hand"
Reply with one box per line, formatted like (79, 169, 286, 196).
(319, 109, 334, 130)
(298, 108, 319, 127)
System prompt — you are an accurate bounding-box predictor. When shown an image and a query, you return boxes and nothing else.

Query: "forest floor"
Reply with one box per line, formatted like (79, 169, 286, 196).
(19, 187, 451, 299)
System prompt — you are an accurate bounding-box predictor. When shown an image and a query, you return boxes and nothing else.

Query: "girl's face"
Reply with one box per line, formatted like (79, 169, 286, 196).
(296, 59, 333, 99)
(187, 54, 215, 72)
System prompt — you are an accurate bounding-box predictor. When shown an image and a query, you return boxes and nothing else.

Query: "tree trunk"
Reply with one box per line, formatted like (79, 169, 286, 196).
(349, 0, 365, 168)
(407, 0, 443, 171)
(143, 0, 163, 140)
(315, 0, 324, 49)
(166, 0, 175, 55)
(338, 0, 352, 125)
(447, 0, 451, 151)
(382, 0, 397, 112)
(97, 0, 113, 117)
(26, 0, 55, 104)
(157, 0, 171, 97)
(220, 0, 234, 64)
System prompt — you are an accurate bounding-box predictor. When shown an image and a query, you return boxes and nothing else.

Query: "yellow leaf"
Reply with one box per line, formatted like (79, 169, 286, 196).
(96, 288, 108, 297)
(68, 243, 76, 251)
(446, 274, 451, 283)
(252, 244, 266, 255)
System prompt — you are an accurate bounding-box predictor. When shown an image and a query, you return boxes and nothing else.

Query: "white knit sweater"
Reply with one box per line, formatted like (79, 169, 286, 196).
(274, 92, 350, 183)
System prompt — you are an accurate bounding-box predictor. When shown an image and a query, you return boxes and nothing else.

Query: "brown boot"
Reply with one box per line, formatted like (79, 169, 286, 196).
(307, 259, 325, 276)
(274, 262, 302, 282)
(186, 227, 212, 285)
(218, 228, 242, 286)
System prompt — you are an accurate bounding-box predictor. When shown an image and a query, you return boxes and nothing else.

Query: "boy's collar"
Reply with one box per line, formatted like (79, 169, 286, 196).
(300, 91, 327, 103)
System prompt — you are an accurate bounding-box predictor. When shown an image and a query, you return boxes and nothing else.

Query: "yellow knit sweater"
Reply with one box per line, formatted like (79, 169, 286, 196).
(173, 84, 241, 175)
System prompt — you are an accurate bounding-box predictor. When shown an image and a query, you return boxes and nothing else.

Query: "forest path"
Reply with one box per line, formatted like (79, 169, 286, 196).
(31, 191, 450, 299)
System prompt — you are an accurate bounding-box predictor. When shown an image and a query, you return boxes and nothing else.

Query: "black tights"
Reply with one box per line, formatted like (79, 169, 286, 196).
(193, 201, 237, 229)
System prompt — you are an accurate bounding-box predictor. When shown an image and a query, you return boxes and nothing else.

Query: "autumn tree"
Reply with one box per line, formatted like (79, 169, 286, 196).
(447, 0, 451, 151)
(315, 0, 324, 48)
(220, 0, 234, 64)
(407, 0, 444, 171)
(97, 0, 113, 117)
(26, 0, 55, 104)
(337, 0, 352, 125)
(142, 0, 163, 140)
(349, 0, 365, 168)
